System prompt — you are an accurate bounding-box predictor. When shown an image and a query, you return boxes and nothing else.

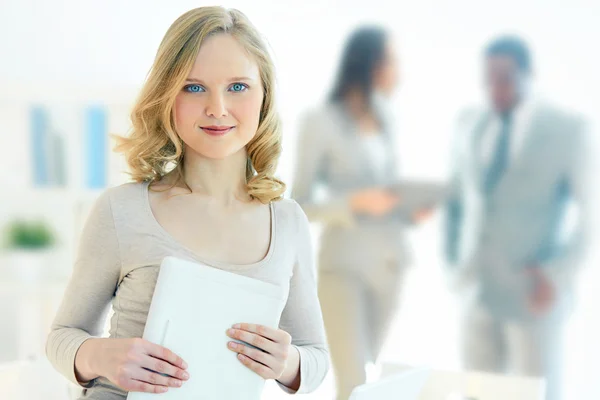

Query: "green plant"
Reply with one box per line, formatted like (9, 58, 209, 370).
(4, 220, 56, 250)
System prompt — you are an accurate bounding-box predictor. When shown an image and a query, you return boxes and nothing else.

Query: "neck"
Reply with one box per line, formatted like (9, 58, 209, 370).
(496, 92, 528, 116)
(179, 147, 250, 205)
(344, 89, 371, 118)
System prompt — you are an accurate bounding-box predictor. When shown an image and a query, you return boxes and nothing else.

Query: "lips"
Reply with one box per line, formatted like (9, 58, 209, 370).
(200, 125, 234, 137)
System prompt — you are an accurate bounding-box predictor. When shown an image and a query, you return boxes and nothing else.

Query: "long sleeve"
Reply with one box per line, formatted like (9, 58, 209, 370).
(46, 189, 121, 386)
(542, 119, 597, 289)
(445, 174, 464, 266)
(291, 111, 355, 227)
(277, 202, 330, 394)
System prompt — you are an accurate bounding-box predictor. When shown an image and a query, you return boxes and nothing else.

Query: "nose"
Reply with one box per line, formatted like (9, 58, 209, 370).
(205, 92, 228, 119)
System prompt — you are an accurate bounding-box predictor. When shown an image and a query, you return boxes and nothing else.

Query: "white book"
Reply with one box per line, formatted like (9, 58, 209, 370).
(128, 256, 287, 400)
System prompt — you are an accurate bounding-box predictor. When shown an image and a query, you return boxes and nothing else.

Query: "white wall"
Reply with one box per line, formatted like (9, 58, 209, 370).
(3, 0, 597, 180)
(1, 1, 599, 398)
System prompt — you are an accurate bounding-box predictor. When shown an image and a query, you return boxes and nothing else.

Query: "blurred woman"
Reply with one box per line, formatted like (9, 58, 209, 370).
(292, 26, 428, 399)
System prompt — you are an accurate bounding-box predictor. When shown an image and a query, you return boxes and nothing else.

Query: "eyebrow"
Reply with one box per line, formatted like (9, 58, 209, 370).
(185, 76, 256, 83)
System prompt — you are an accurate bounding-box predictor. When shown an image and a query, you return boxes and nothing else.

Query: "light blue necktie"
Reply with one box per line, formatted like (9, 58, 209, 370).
(483, 113, 512, 195)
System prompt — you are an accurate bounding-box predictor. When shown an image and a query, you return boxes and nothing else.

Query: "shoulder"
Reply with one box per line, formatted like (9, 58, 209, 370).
(535, 102, 589, 146)
(273, 197, 305, 219)
(454, 106, 487, 142)
(297, 103, 345, 135)
(536, 101, 585, 127)
(300, 102, 340, 121)
(452, 106, 485, 154)
(99, 181, 146, 206)
(456, 106, 485, 127)
(90, 181, 148, 223)
(273, 198, 310, 234)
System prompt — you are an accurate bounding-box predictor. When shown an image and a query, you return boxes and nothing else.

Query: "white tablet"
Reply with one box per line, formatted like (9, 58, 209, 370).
(127, 256, 287, 400)
(349, 368, 430, 400)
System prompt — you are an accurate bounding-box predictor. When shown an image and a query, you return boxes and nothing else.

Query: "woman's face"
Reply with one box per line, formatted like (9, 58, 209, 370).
(373, 39, 399, 97)
(174, 33, 264, 160)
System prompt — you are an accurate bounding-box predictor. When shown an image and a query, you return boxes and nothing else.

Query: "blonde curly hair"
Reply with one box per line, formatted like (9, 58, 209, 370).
(115, 6, 285, 203)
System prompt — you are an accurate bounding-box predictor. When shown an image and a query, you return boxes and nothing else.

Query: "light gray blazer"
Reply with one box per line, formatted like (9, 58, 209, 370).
(445, 101, 594, 320)
(291, 102, 412, 278)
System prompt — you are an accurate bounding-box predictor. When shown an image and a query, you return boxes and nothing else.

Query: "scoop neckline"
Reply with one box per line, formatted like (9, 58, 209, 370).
(141, 180, 276, 270)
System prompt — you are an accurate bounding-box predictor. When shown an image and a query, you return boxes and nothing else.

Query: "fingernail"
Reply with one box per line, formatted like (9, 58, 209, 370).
(182, 371, 190, 380)
(227, 329, 235, 335)
(182, 361, 188, 369)
(159, 387, 168, 393)
(233, 324, 241, 329)
(175, 380, 182, 387)
(228, 341, 237, 349)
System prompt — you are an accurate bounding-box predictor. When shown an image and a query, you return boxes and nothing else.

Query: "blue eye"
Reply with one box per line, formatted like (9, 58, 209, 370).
(184, 84, 204, 93)
(229, 83, 248, 92)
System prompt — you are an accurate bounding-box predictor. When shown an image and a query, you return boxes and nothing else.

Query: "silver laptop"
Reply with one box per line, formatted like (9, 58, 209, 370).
(349, 368, 430, 400)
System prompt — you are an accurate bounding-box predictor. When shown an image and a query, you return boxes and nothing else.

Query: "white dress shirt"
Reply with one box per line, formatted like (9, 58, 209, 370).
(360, 132, 389, 179)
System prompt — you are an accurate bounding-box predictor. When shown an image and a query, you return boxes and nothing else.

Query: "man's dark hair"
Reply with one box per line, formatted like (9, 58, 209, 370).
(485, 35, 532, 73)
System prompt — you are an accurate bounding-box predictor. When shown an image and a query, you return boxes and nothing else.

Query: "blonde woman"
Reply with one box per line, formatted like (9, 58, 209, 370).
(46, 7, 328, 399)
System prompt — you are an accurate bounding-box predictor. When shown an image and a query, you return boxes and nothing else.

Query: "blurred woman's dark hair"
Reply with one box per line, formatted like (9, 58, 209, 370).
(329, 26, 389, 103)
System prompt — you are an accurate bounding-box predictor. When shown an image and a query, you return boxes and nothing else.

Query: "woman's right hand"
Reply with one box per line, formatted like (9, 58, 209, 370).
(75, 337, 189, 394)
(350, 188, 401, 217)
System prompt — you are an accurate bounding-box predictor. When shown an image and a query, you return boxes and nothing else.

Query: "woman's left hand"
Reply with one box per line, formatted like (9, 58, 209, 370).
(226, 323, 299, 385)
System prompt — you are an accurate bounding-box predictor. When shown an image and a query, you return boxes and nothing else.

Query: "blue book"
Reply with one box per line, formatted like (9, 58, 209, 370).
(84, 106, 107, 189)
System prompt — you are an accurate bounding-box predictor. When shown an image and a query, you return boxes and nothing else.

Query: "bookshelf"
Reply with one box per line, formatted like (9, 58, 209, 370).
(0, 84, 138, 363)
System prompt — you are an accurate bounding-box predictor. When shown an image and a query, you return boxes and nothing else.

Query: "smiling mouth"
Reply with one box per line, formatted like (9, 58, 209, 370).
(199, 125, 235, 136)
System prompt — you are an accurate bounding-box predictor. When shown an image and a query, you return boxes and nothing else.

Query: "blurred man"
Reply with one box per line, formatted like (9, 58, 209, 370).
(445, 36, 593, 400)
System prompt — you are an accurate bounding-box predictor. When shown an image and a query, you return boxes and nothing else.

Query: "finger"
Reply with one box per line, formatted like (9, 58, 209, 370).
(141, 354, 190, 381)
(227, 328, 279, 354)
(128, 379, 169, 394)
(144, 341, 188, 369)
(232, 324, 285, 342)
(234, 324, 292, 349)
(237, 353, 277, 379)
(228, 342, 279, 369)
(132, 365, 184, 388)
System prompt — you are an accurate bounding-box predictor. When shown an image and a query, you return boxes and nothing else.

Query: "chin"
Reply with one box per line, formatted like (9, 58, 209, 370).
(194, 145, 246, 161)
(198, 151, 234, 160)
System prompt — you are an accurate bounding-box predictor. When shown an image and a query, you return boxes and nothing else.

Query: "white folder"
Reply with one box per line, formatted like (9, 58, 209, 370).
(127, 256, 287, 400)
(387, 180, 449, 215)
